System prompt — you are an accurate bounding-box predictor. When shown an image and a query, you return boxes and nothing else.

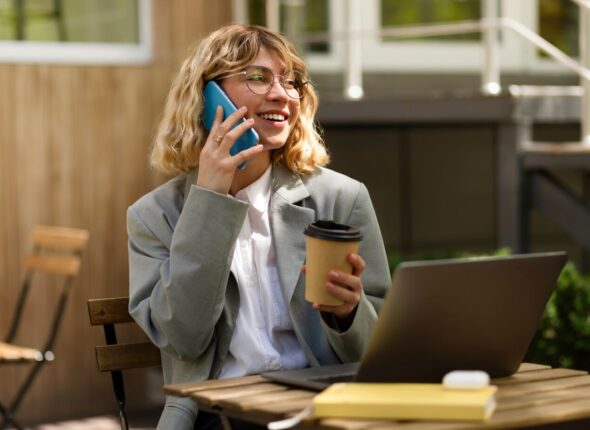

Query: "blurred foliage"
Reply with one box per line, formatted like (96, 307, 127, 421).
(380, 0, 481, 42)
(388, 249, 590, 372)
(526, 261, 590, 371)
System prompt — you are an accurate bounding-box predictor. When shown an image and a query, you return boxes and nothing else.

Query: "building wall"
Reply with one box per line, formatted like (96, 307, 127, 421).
(0, 0, 232, 424)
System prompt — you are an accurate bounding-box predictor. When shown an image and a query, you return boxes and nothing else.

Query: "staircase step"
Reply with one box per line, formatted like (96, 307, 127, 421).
(522, 141, 590, 168)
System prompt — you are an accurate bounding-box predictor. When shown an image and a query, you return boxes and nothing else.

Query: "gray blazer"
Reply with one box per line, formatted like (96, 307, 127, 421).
(127, 164, 391, 429)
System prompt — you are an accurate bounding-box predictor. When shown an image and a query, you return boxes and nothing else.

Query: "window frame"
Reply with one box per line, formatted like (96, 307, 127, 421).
(0, 0, 152, 65)
(304, 0, 345, 71)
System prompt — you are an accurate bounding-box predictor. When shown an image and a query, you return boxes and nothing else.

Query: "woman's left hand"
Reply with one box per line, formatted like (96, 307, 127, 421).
(312, 253, 366, 320)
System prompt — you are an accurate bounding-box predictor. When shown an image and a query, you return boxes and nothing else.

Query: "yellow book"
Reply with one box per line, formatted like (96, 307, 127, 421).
(313, 383, 497, 421)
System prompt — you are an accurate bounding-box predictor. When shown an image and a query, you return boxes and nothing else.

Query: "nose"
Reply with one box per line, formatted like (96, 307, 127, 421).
(266, 79, 289, 101)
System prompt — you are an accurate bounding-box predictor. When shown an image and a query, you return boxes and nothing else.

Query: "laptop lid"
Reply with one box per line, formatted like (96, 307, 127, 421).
(355, 251, 567, 382)
(262, 252, 567, 389)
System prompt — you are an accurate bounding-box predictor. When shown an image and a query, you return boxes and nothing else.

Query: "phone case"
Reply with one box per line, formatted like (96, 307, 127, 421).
(202, 81, 259, 169)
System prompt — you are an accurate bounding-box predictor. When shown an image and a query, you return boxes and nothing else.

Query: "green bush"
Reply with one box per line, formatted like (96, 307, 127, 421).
(387, 250, 590, 371)
(525, 261, 590, 371)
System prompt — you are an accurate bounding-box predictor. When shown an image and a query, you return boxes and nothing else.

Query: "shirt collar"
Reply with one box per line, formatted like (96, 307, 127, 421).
(235, 165, 272, 213)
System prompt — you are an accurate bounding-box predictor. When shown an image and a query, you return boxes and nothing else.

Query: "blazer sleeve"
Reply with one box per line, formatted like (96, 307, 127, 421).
(127, 185, 248, 360)
(322, 182, 392, 362)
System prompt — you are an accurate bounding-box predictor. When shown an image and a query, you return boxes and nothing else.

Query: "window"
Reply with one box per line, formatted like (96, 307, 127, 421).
(538, 0, 579, 57)
(0, 0, 151, 64)
(245, 0, 329, 53)
(234, 0, 583, 77)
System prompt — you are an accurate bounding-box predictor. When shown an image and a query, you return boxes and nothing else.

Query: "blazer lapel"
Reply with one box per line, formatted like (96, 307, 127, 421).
(270, 165, 314, 303)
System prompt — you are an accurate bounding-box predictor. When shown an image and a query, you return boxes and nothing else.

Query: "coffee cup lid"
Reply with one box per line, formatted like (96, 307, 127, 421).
(304, 220, 362, 242)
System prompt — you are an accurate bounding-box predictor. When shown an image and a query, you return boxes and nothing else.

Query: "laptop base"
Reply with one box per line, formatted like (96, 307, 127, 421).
(262, 362, 359, 391)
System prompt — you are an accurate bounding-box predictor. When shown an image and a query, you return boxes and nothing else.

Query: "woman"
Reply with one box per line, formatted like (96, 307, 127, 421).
(127, 24, 391, 429)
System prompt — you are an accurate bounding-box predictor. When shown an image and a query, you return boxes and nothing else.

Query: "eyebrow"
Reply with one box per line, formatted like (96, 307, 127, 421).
(248, 64, 289, 75)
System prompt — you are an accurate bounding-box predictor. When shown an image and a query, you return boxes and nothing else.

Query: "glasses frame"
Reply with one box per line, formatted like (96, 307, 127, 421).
(218, 65, 308, 99)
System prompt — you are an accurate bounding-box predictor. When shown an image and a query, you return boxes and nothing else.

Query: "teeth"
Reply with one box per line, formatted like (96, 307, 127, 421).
(260, 113, 285, 121)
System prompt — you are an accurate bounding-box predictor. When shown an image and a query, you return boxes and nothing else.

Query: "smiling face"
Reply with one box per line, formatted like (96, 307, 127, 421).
(220, 47, 301, 153)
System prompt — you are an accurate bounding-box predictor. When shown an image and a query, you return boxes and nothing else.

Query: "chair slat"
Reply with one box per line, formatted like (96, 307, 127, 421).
(87, 297, 134, 325)
(32, 226, 90, 251)
(24, 254, 81, 276)
(95, 342, 161, 372)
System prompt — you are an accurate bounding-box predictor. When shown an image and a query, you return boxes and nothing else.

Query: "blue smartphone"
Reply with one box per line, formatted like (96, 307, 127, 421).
(202, 81, 259, 169)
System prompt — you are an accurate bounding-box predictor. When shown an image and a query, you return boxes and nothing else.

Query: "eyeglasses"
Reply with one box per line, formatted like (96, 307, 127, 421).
(220, 65, 307, 99)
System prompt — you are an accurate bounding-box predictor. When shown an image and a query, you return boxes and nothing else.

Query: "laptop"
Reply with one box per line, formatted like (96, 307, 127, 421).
(263, 251, 567, 391)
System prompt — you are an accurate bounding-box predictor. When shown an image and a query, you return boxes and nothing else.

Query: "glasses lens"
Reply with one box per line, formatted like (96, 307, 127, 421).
(282, 71, 305, 99)
(244, 66, 273, 95)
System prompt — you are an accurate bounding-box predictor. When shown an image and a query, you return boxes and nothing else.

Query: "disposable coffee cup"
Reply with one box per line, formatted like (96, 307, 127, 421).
(304, 220, 363, 306)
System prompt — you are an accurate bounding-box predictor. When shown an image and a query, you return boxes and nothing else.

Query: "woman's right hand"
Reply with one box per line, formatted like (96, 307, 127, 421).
(196, 105, 263, 195)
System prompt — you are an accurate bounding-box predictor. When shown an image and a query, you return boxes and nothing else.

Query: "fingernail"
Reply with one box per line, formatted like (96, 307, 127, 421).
(240, 106, 247, 112)
(247, 118, 254, 123)
(330, 271, 339, 278)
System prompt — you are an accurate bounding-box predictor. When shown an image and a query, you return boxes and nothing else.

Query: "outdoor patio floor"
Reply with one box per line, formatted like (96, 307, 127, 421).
(14, 408, 161, 430)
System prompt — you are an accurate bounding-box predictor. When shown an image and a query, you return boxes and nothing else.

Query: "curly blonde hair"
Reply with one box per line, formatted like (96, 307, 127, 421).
(151, 24, 329, 175)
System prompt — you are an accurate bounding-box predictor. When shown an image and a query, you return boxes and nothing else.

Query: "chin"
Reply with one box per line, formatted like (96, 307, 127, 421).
(260, 136, 288, 150)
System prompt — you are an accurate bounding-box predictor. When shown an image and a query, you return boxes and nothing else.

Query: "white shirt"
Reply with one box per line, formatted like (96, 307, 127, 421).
(219, 166, 308, 378)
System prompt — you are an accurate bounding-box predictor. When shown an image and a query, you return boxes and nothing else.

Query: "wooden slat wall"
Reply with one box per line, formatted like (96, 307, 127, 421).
(0, 0, 232, 424)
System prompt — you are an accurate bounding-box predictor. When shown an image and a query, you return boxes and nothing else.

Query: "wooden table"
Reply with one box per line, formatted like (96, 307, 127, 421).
(164, 363, 590, 429)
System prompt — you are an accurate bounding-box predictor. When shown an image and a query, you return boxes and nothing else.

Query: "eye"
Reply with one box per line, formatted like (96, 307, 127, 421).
(247, 73, 266, 82)
(246, 67, 272, 84)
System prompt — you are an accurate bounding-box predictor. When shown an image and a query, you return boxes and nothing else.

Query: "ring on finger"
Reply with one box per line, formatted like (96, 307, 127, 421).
(214, 134, 224, 144)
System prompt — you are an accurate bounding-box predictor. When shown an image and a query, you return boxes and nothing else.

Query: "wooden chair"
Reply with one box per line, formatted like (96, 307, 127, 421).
(0, 225, 89, 430)
(87, 296, 161, 430)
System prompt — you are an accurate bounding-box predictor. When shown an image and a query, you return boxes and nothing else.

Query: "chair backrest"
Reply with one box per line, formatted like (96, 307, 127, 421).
(4, 225, 90, 349)
(87, 297, 161, 371)
(26, 225, 89, 275)
(87, 296, 161, 430)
